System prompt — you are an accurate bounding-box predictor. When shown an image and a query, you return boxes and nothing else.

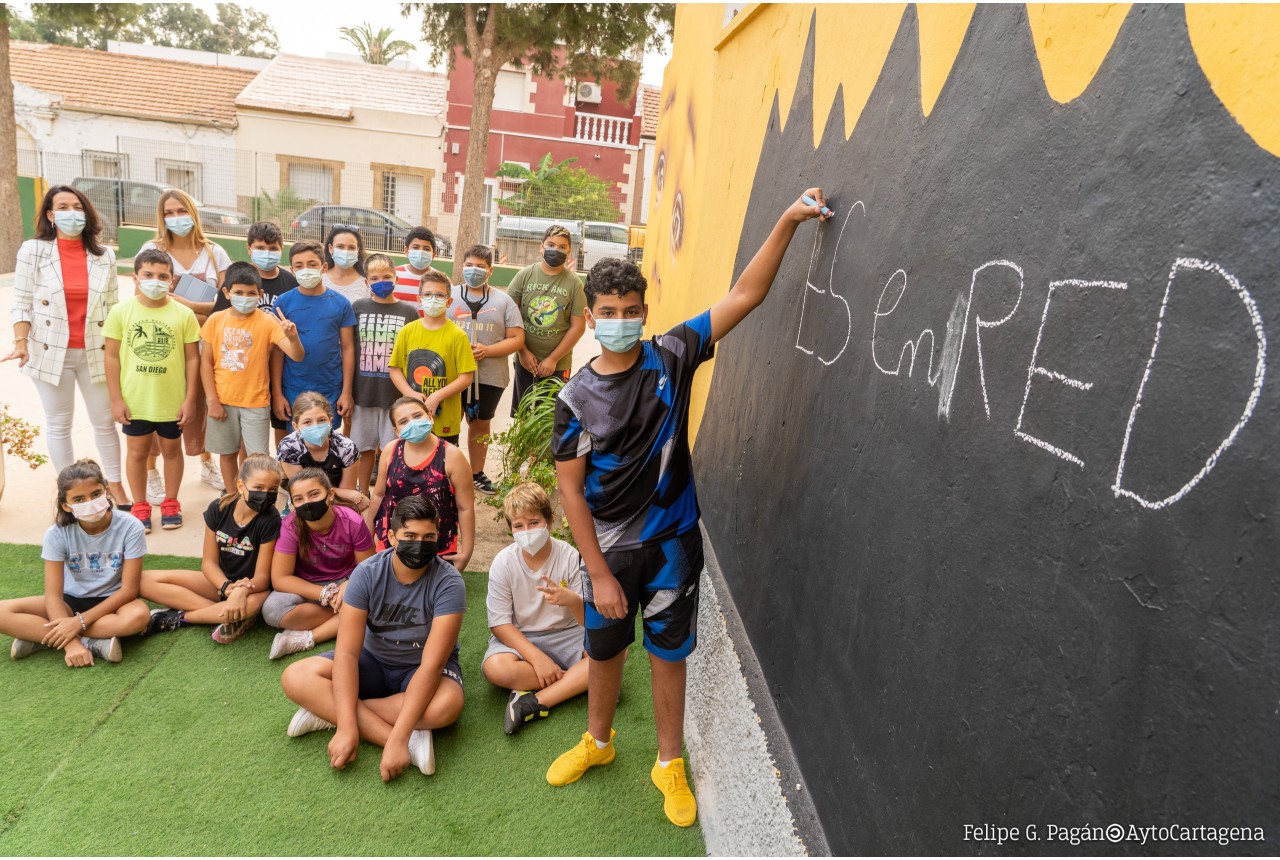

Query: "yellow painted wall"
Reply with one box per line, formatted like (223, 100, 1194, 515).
(647, 3, 1280, 442)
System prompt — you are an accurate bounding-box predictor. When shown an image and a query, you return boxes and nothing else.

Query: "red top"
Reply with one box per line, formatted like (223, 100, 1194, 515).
(57, 238, 89, 350)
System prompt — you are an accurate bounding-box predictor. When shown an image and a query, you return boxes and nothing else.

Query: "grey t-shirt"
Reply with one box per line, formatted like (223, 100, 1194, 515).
(343, 549, 466, 668)
(448, 285, 523, 388)
(41, 513, 148, 597)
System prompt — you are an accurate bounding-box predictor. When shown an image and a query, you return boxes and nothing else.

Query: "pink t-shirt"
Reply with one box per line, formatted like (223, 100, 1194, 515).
(277, 504, 373, 582)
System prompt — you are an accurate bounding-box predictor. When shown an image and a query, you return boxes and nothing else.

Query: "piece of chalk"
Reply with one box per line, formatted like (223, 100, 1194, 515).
(801, 194, 833, 217)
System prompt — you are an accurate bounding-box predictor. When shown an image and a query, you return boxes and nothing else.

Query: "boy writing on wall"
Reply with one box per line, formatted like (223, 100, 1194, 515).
(545, 190, 831, 827)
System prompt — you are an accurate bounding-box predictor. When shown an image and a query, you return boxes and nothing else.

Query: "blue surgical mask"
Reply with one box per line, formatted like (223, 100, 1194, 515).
(165, 215, 195, 237)
(398, 417, 433, 443)
(251, 249, 281, 271)
(229, 295, 259, 314)
(300, 422, 331, 446)
(407, 249, 432, 270)
(593, 317, 644, 353)
(420, 296, 448, 317)
(462, 266, 488, 288)
(138, 279, 170, 300)
(331, 249, 358, 269)
(52, 210, 86, 237)
(370, 279, 396, 299)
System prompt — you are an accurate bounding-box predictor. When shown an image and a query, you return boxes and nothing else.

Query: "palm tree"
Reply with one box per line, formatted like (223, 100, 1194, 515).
(338, 22, 414, 65)
(496, 154, 579, 216)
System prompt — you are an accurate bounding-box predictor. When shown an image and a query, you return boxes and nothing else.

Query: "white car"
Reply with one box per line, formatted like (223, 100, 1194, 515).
(581, 221, 630, 271)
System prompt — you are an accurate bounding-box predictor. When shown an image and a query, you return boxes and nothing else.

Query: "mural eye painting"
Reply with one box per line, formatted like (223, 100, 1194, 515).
(670, 190, 684, 253)
(655, 151, 666, 194)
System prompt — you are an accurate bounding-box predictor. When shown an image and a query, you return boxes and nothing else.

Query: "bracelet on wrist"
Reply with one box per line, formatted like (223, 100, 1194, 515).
(76, 612, 87, 632)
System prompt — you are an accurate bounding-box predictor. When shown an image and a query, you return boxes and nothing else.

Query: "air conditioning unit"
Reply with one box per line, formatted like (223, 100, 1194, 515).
(575, 81, 602, 104)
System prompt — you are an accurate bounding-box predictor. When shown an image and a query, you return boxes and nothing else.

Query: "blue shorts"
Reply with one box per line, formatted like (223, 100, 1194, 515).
(321, 648, 463, 699)
(121, 418, 182, 439)
(583, 529, 704, 663)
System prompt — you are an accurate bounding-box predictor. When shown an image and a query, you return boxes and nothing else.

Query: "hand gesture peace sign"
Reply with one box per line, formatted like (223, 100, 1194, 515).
(274, 306, 298, 338)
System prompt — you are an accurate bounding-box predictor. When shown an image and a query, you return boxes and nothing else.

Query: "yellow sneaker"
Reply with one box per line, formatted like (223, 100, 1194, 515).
(651, 758, 697, 827)
(546, 729, 616, 786)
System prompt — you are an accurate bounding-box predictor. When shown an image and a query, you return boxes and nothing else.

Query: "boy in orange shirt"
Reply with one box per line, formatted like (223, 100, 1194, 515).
(202, 262, 305, 489)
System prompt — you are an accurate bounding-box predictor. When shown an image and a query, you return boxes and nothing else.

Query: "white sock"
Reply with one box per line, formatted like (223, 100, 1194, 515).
(148, 468, 160, 478)
(593, 734, 610, 749)
(658, 759, 672, 768)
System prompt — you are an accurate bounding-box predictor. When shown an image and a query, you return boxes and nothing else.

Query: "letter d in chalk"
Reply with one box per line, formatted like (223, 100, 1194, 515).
(1113, 258, 1267, 510)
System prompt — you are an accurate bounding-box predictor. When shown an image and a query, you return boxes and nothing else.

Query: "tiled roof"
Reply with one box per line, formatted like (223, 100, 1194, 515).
(236, 54, 448, 120)
(9, 41, 256, 127)
(640, 84, 661, 138)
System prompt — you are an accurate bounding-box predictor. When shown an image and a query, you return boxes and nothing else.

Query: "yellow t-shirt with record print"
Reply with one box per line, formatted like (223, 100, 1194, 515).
(388, 318, 477, 439)
(103, 296, 201, 422)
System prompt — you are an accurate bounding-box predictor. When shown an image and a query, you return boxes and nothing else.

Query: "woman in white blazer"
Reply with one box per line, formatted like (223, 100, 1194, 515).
(3, 185, 129, 507)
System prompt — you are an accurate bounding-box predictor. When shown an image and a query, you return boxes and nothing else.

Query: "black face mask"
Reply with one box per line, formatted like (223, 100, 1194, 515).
(394, 539, 435, 570)
(244, 490, 278, 513)
(542, 248, 568, 268)
(295, 498, 330, 522)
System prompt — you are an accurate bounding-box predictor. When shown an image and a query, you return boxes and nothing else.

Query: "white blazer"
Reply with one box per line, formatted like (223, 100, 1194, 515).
(10, 238, 118, 385)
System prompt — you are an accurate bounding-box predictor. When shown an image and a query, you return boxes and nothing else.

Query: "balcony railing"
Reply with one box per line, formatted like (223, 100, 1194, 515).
(573, 114, 633, 146)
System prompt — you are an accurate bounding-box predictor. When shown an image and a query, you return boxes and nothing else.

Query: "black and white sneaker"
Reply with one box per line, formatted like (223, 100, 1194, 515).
(504, 690, 548, 735)
(473, 472, 497, 495)
(147, 608, 188, 635)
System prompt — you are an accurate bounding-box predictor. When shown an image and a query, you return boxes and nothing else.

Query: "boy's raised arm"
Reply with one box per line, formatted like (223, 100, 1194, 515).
(708, 187, 831, 345)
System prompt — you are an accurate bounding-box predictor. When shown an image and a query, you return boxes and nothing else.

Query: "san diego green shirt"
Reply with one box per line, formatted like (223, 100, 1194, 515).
(103, 296, 200, 422)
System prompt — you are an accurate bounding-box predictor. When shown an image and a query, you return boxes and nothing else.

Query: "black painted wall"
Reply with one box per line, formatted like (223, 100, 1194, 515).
(695, 5, 1278, 854)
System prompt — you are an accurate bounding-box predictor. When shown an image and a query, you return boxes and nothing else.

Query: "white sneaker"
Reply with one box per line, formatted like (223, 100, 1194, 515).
(269, 629, 315, 660)
(201, 458, 225, 490)
(146, 470, 165, 505)
(286, 706, 336, 737)
(10, 638, 48, 660)
(80, 635, 122, 663)
(408, 728, 435, 775)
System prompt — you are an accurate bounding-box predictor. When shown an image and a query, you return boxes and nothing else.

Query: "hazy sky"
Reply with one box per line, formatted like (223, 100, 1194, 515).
(22, 0, 672, 86)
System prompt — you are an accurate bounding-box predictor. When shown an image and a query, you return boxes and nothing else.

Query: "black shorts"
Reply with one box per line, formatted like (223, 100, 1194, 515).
(582, 528, 703, 663)
(511, 362, 570, 418)
(121, 419, 182, 439)
(438, 434, 460, 447)
(462, 383, 505, 422)
(321, 648, 463, 699)
(63, 593, 109, 613)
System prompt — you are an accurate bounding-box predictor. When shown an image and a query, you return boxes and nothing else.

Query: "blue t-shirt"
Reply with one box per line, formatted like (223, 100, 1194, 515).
(41, 513, 148, 598)
(343, 549, 466, 668)
(274, 287, 357, 404)
(551, 311, 715, 551)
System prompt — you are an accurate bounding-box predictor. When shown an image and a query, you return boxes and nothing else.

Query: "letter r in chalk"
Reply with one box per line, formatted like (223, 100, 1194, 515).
(1014, 279, 1128, 467)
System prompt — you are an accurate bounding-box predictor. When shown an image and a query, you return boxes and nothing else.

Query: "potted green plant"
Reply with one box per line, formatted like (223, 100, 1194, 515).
(482, 376, 574, 544)
(0, 404, 48, 502)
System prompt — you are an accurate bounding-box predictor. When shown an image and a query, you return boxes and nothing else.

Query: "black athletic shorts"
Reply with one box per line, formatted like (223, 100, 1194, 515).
(582, 528, 703, 663)
(63, 593, 109, 613)
(462, 383, 505, 423)
(321, 648, 463, 699)
(510, 362, 570, 417)
(121, 419, 182, 439)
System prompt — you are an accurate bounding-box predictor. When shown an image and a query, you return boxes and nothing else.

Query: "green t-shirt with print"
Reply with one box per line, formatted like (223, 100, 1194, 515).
(506, 264, 586, 372)
(103, 296, 201, 422)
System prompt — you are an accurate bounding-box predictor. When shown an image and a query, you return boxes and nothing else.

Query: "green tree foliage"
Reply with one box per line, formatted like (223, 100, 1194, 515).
(497, 153, 620, 222)
(400, 2, 672, 258)
(10, 2, 278, 57)
(339, 22, 415, 65)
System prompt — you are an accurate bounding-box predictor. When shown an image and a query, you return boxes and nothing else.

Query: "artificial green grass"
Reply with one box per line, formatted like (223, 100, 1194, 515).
(0, 543, 704, 856)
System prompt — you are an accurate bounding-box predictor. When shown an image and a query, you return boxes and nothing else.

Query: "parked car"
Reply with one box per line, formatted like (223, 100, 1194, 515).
(495, 215, 584, 269)
(582, 221, 630, 270)
(71, 177, 250, 236)
(290, 204, 452, 258)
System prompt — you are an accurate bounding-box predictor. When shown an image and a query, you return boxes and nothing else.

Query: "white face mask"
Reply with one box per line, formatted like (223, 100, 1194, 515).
(138, 279, 170, 300)
(420, 296, 449, 318)
(69, 495, 111, 523)
(513, 527, 550, 555)
(296, 268, 323, 288)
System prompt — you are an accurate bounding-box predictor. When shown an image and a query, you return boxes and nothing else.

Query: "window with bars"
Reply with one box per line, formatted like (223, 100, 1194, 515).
(81, 150, 127, 179)
(382, 173, 397, 213)
(157, 158, 203, 199)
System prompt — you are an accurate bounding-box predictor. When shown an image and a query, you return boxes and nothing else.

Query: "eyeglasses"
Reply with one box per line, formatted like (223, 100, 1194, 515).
(329, 223, 361, 233)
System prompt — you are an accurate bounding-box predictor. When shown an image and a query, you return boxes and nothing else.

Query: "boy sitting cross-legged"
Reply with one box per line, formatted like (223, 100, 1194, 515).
(280, 495, 465, 782)
(482, 482, 588, 735)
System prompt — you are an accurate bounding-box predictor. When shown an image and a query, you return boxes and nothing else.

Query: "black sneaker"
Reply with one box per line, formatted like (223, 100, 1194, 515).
(504, 690, 548, 735)
(473, 472, 497, 495)
(147, 608, 188, 635)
